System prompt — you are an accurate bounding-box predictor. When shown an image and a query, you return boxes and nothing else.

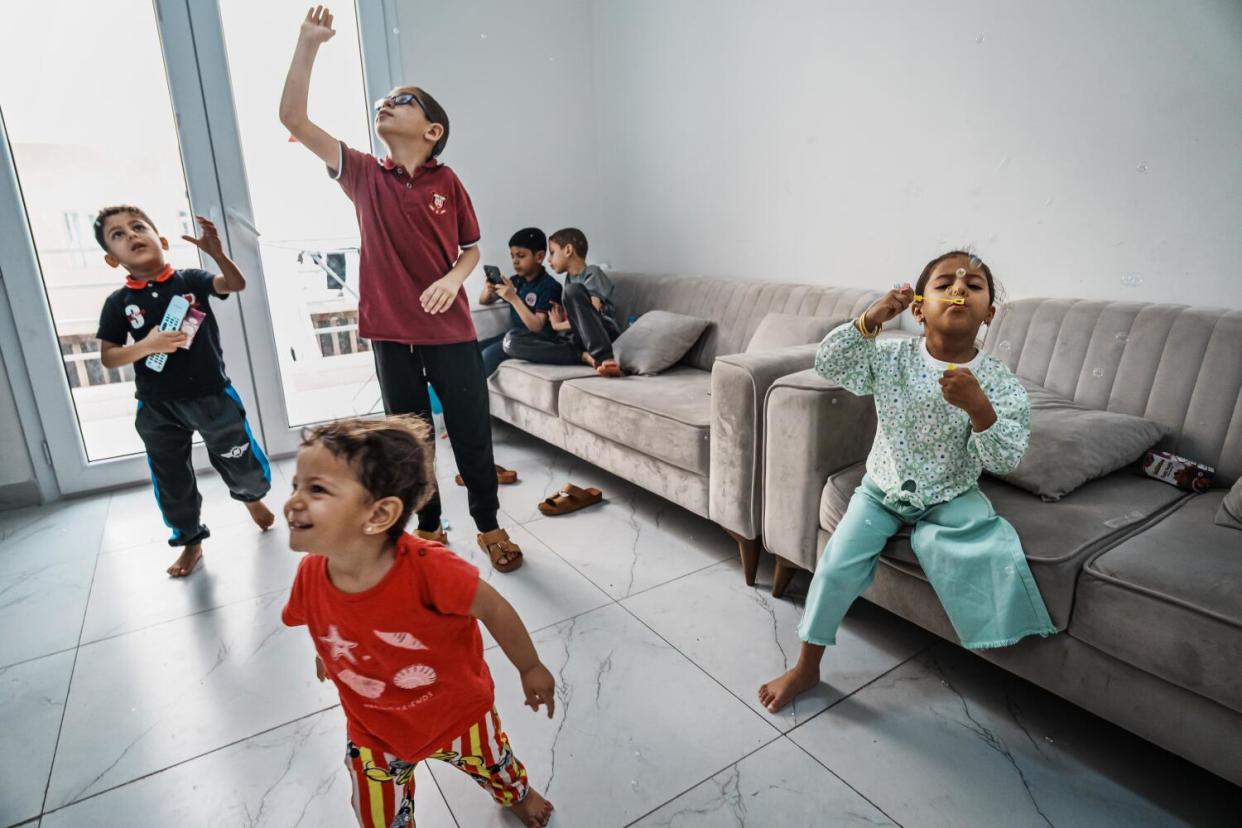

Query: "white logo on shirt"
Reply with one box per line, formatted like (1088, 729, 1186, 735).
(525, 292, 538, 307)
(125, 304, 145, 329)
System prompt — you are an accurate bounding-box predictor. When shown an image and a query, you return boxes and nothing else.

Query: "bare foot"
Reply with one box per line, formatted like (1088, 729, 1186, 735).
(580, 351, 598, 368)
(245, 500, 275, 531)
(757, 666, 820, 713)
(510, 789, 554, 827)
(595, 359, 622, 378)
(167, 543, 203, 578)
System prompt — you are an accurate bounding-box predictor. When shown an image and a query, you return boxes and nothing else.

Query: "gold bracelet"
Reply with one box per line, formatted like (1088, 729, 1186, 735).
(856, 313, 879, 338)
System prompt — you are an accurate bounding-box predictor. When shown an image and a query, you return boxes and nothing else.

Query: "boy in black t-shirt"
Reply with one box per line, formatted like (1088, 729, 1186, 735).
(476, 227, 562, 376)
(95, 205, 274, 577)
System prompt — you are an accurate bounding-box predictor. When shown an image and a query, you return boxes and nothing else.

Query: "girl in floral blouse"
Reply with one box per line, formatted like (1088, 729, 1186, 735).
(759, 251, 1055, 714)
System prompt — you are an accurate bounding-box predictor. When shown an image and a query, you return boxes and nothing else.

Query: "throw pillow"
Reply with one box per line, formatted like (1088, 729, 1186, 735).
(1000, 379, 1171, 501)
(1216, 478, 1242, 530)
(612, 311, 713, 376)
(745, 313, 847, 353)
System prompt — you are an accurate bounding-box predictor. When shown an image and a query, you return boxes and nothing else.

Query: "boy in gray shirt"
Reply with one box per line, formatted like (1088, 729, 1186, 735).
(503, 227, 622, 377)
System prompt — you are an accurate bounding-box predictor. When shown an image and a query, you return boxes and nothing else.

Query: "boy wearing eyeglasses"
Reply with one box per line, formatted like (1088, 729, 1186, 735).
(280, 6, 525, 575)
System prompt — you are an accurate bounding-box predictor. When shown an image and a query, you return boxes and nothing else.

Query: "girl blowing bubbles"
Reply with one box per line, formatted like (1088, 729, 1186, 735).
(281, 416, 555, 827)
(759, 251, 1055, 714)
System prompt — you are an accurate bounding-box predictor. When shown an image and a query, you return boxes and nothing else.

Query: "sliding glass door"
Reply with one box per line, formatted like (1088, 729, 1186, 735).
(0, 0, 399, 494)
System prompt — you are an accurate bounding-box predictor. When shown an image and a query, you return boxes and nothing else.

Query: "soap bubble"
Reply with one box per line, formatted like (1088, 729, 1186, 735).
(1135, 162, 1147, 173)
(1091, 367, 1104, 377)
(1114, 332, 1128, 343)
(975, 34, 985, 44)
(955, 267, 966, 278)
(864, 519, 873, 526)
(999, 340, 1012, 351)
(480, 32, 488, 39)
(391, 27, 400, 34)
(1120, 274, 1143, 287)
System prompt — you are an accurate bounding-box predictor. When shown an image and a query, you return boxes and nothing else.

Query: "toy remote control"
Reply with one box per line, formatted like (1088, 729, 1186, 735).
(145, 294, 191, 372)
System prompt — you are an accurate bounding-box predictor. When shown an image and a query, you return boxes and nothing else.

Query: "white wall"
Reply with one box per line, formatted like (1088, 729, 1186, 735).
(395, 0, 608, 292)
(586, 0, 1242, 308)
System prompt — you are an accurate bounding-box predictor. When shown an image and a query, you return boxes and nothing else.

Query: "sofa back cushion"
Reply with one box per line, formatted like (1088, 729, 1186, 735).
(606, 272, 879, 371)
(986, 299, 1242, 485)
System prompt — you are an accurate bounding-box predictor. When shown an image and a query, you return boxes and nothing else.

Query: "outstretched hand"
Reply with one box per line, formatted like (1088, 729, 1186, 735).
(180, 215, 224, 260)
(300, 5, 336, 44)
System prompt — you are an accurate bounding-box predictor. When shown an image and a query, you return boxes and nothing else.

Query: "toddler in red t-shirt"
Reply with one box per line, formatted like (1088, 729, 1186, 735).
(281, 415, 555, 827)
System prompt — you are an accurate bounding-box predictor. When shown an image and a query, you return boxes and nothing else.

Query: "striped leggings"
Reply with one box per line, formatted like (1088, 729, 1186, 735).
(346, 707, 529, 828)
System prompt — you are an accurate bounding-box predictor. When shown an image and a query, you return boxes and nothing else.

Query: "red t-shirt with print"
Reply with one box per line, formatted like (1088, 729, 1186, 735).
(282, 534, 494, 760)
(330, 142, 481, 345)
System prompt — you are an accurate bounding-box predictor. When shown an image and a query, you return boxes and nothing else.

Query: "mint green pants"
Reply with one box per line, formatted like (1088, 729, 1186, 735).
(799, 476, 1055, 650)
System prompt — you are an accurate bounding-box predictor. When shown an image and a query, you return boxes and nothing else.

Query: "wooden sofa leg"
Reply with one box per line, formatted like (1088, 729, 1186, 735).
(772, 556, 798, 599)
(726, 530, 761, 586)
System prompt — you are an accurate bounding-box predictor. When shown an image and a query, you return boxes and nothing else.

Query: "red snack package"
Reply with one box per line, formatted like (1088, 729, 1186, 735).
(1142, 450, 1214, 493)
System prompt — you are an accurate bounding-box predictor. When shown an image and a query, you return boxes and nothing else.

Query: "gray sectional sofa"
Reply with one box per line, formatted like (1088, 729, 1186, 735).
(479, 272, 878, 583)
(761, 298, 1242, 786)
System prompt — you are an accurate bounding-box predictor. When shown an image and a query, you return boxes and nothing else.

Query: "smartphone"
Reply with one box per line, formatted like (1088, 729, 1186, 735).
(483, 265, 505, 285)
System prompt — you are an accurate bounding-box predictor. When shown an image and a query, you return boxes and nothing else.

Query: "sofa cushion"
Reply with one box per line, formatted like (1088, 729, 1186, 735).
(1000, 379, 1170, 501)
(613, 311, 713, 376)
(745, 313, 844, 353)
(488, 361, 597, 416)
(1071, 491, 1242, 715)
(820, 462, 1188, 628)
(558, 368, 712, 475)
(1216, 478, 1242, 530)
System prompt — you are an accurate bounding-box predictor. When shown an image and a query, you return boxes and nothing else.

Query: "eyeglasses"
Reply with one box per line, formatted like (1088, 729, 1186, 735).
(373, 92, 431, 119)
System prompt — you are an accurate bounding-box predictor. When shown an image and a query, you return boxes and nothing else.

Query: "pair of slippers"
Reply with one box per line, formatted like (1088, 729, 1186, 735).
(454, 466, 604, 517)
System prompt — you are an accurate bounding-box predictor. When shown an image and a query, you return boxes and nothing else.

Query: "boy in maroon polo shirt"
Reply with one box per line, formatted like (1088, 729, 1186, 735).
(280, 6, 523, 571)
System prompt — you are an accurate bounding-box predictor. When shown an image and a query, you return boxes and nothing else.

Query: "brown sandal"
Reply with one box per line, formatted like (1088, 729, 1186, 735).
(456, 465, 518, 486)
(538, 483, 604, 516)
(477, 528, 523, 572)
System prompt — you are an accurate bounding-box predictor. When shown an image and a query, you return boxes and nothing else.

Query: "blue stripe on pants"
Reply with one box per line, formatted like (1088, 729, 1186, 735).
(222, 385, 271, 483)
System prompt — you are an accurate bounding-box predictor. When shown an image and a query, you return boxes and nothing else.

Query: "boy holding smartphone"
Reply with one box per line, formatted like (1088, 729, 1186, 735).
(477, 227, 562, 377)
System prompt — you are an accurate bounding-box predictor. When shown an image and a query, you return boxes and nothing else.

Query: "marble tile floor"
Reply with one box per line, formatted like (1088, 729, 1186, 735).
(1, 422, 1237, 827)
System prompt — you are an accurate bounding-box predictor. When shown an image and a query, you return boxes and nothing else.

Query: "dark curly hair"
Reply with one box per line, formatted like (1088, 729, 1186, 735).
(300, 415, 436, 540)
(915, 250, 997, 305)
(93, 205, 158, 252)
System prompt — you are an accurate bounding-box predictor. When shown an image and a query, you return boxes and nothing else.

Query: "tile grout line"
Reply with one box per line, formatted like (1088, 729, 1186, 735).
(619, 637, 935, 828)
(783, 734, 906, 828)
(422, 762, 462, 828)
(0, 645, 79, 674)
(37, 704, 342, 820)
(613, 597, 791, 734)
(36, 491, 113, 820)
(789, 640, 938, 732)
(76, 584, 294, 649)
(619, 730, 788, 828)
(778, 641, 944, 828)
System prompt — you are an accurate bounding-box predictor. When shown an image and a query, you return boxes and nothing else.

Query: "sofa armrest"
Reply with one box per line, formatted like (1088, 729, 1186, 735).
(472, 303, 511, 341)
(762, 369, 876, 570)
(709, 343, 820, 538)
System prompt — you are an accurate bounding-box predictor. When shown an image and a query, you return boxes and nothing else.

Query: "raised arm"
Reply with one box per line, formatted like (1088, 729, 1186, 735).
(279, 6, 342, 167)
